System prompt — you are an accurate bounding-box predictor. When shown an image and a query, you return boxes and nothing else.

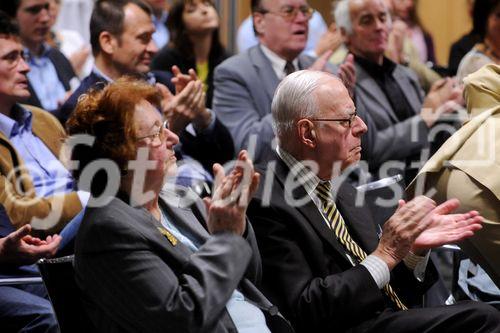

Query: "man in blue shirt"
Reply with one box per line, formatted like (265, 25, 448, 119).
(0, 0, 79, 113)
(0, 11, 87, 332)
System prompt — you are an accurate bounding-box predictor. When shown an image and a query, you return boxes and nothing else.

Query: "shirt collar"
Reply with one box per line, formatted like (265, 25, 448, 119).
(276, 146, 322, 197)
(24, 43, 51, 62)
(0, 104, 33, 138)
(152, 10, 168, 25)
(354, 54, 396, 78)
(260, 44, 299, 80)
(92, 66, 156, 85)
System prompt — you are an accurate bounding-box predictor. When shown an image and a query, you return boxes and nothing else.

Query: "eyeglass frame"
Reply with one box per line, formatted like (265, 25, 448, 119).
(135, 119, 169, 145)
(256, 5, 314, 22)
(309, 111, 359, 128)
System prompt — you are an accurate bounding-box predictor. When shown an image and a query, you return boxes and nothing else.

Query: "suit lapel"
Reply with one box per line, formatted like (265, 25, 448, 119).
(249, 46, 281, 104)
(273, 158, 353, 264)
(335, 182, 380, 254)
(159, 190, 210, 244)
(356, 64, 399, 123)
(392, 67, 420, 115)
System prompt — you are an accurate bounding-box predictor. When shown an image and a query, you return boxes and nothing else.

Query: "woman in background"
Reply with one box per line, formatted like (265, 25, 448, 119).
(151, 0, 229, 107)
(457, 0, 500, 82)
(391, 0, 436, 64)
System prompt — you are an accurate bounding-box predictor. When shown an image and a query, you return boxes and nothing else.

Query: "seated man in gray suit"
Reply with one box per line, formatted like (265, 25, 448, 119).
(334, 0, 463, 185)
(213, 0, 355, 165)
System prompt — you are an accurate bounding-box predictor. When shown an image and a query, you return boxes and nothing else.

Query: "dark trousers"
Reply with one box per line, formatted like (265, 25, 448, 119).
(353, 301, 500, 333)
(0, 283, 59, 333)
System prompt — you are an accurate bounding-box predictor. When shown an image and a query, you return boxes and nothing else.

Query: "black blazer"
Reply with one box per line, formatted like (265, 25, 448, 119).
(25, 48, 77, 110)
(75, 187, 293, 333)
(247, 155, 438, 333)
(59, 70, 234, 173)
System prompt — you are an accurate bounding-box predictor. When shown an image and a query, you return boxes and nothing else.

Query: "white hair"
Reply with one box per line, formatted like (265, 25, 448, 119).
(272, 70, 335, 142)
(334, 0, 392, 36)
(334, 0, 353, 35)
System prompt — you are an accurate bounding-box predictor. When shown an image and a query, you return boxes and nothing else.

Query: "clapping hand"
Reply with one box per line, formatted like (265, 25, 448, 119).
(204, 151, 260, 236)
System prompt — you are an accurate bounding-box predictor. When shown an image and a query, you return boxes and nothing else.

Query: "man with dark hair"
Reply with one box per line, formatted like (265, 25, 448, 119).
(213, 0, 355, 165)
(0, 10, 87, 332)
(61, 0, 234, 191)
(0, 0, 78, 114)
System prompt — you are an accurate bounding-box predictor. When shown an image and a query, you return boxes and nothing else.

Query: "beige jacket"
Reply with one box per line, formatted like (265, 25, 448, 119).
(0, 105, 82, 234)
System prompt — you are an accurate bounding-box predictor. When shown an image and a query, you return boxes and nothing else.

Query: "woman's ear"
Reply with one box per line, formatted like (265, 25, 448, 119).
(297, 119, 316, 148)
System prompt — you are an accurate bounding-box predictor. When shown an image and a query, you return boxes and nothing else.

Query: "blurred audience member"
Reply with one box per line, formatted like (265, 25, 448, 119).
(248, 70, 498, 333)
(391, 0, 436, 64)
(152, 0, 229, 107)
(61, 0, 234, 190)
(68, 78, 293, 333)
(214, 0, 355, 165)
(409, 64, 500, 288)
(0, 0, 79, 113)
(143, 0, 170, 49)
(335, 0, 462, 184)
(237, 9, 327, 56)
(448, 0, 482, 76)
(0, 224, 61, 333)
(47, 0, 92, 78)
(457, 0, 500, 82)
(383, 0, 441, 92)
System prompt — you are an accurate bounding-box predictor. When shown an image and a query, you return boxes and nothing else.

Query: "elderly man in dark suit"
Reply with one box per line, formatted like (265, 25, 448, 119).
(247, 69, 500, 333)
(334, 0, 464, 185)
(213, 0, 355, 165)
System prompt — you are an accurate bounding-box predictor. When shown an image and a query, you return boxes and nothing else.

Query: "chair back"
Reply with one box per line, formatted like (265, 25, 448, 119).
(37, 255, 96, 333)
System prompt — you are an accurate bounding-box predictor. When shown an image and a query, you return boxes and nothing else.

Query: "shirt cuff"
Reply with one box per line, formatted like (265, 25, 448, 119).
(404, 250, 430, 282)
(189, 108, 216, 136)
(76, 190, 90, 208)
(360, 254, 390, 289)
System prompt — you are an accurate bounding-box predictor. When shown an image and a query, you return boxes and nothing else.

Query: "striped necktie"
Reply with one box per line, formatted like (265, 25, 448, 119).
(315, 182, 408, 311)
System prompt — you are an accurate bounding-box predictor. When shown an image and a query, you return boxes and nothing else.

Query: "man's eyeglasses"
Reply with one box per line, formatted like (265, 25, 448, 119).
(135, 120, 169, 146)
(310, 112, 358, 128)
(257, 5, 314, 22)
(0, 50, 26, 69)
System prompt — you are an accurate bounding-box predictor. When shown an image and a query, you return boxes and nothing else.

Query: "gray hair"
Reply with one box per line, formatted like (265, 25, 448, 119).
(334, 0, 353, 35)
(272, 70, 330, 142)
(334, 0, 392, 36)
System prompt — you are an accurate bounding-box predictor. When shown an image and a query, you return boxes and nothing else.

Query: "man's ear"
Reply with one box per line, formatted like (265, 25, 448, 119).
(297, 119, 316, 148)
(99, 31, 117, 55)
(253, 13, 266, 36)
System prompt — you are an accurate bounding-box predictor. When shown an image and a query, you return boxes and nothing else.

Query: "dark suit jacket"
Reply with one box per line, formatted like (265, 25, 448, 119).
(247, 155, 438, 333)
(25, 48, 77, 110)
(59, 70, 234, 172)
(75, 187, 293, 333)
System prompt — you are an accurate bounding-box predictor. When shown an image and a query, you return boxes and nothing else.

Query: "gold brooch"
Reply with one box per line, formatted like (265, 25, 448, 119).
(157, 227, 178, 246)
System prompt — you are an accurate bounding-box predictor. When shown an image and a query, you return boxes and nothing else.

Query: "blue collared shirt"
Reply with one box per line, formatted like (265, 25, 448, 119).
(160, 209, 270, 333)
(152, 11, 169, 49)
(0, 105, 88, 236)
(26, 44, 67, 111)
